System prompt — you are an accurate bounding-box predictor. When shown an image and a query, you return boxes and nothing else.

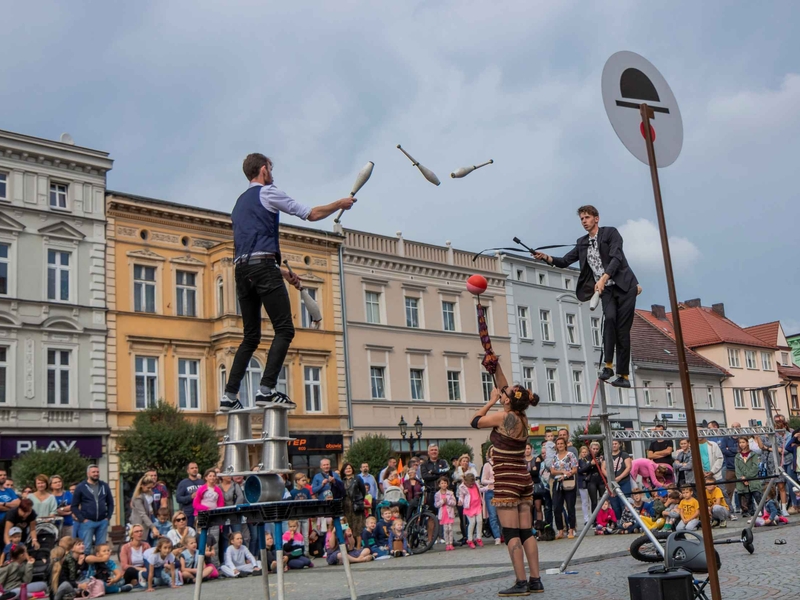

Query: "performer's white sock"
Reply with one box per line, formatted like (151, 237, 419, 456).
(224, 391, 237, 401)
(781, 502, 787, 512)
(259, 385, 275, 396)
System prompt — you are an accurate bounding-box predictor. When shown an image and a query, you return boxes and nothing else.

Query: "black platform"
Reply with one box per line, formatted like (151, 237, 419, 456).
(196, 498, 344, 529)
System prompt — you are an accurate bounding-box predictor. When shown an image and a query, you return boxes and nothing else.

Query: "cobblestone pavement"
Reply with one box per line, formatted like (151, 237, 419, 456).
(149, 519, 799, 600)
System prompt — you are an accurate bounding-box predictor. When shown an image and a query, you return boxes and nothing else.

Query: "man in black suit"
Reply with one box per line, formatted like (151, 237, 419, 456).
(535, 205, 638, 388)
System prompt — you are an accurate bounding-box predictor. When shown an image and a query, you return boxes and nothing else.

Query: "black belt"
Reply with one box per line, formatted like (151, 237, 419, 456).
(235, 254, 276, 266)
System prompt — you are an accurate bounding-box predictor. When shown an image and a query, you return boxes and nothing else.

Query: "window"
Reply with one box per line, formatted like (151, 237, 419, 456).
(176, 271, 197, 317)
(781, 352, 790, 366)
(666, 383, 674, 407)
(733, 388, 745, 408)
(216, 277, 224, 316)
(591, 317, 601, 347)
(761, 352, 773, 371)
(745, 350, 757, 370)
(365, 291, 381, 324)
(442, 301, 456, 332)
(0, 347, 6, 403)
(218, 365, 227, 401)
(517, 306, 531, 339)
(515, 269, 525, 281)
(447, 371, 461, 402)
(276, 366, 288, 396)
(727, 348, 741, 368)
(0, 173, 6, 199)
(304, 366, 322, 412)
(546, 368, 558, 402)
(481, 372, 493, 402)
(411, 369, 425, 400)
(522, 366, 534, 391)
(564, 278, 572, 290)
(572, 370, 583, 403)
(49, 183, 68, 209)
(617, 387, 625, 405)
(707, 386, 715, 409)
(47, 349, 71, 405)
(178, 359, 200, 410)
(405, 297, 420, 328)
(135, 356, 158, 409)
(538, 273, 547, 286)
(301, 288, 318, 328)
(134, 265, 156, 313)
(540, 310, 552, 342)
(370, 366, 386, 399)
(47, 250, 70, 301)
(566, 314, 578, 345)
(750, 389, 762, 409)
(239, 358, 261, 408)
(769, 389, 777, 409)
(643, 381, 651, 406)
(0, 244, 8, 295)
(791, 385, 798, 411)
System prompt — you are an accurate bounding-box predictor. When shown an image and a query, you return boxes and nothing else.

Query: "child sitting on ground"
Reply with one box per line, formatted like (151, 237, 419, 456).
(388, 519, 410, 557)
(704, 475, 730, 527)
(677, 487, 700, 531)
(221, 532, 261, 578)
(0, 544, 49, 598)
(2, 527, 22, 564)
(308, 529, 325, 560)
(375, 508, 392, 552)
(143, 537, 178, 591)
(457, 473, 484, 548)
(595, 500, 617, 535)
(264, 532, 286, 573)
(179, 536, 217, 583)
(155, 508, 173, 537)
(86, 542, 133, 594)
(661, 489, 682, 531)
(630, 489, 664, 531)
(52, 538, 89, 600)
(282, 520, 313, 569)
(361, 516, 387, 558)
(434, 476, 458, 551)
(761, 487, 786, 526)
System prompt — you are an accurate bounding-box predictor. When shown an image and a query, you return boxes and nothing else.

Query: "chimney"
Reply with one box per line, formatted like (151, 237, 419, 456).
(711, 303, 725, 318)
(651, 304, 666, 319)
(684, 298, 702, 308)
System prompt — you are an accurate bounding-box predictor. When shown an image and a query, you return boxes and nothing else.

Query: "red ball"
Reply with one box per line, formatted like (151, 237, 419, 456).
(466, 274, 488, 295)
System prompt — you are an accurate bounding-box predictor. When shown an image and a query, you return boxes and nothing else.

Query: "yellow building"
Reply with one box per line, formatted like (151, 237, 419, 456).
(105, 191, 348, 525)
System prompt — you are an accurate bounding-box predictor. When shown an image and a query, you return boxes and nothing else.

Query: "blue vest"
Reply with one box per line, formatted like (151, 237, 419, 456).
(231, 185, 280, 262)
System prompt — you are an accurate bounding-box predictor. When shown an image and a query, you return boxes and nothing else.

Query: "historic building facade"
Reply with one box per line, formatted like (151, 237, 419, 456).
(106, 191, 347, 524)
(0, 130, 113, 477)
(342, 230, 511, 462)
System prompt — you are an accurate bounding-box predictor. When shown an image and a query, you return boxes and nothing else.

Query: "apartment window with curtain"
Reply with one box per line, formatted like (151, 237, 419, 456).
(47, 250, 71, 301)
(522, 366, 534, 391)
(732, 388, 745, 408)
(135, 356, 158, 409)
(176, 271, 197, 317)
(540, 310, 553, 342)
(591, 317, 601, 347)
(370, 366, 386, 399)
(442, 301, 456, 332)
(49, 183, 68, 209)
(178, 359, 200, 409)
(216, 277, 224, 316)
(0, 172, 7, 200)
(546, 368, 558, 402)
(791, 385, 798, 410)
(0, 347, 7, 403)
(727, 348, 741, 368)
(750, 389, 762, 409)
(304, 366, 322, 412)
(218, 365, 227, 401)
(761, 352, 773, 371)
(0, 244, 8, 296)
(47, 349, 71, 405)
(572, 370, 583, 403)
(745, 350, 757, 370)
(240, 357, 261, 407)
(410, 369, 425, 400)
(643, 381, 651, 406)
(666, 383, 674, 407)
(517, 306, 530, 339)
(781, 352, 790, 366)
(134, 265, 156, 313)
(365, 291, 381, 324)
(565, 314, 578, 345)
(405, 297, 420, 328)
(481, 372, 493, 402)
(707, 386, 715, 409)
(447, 371, 462, 402)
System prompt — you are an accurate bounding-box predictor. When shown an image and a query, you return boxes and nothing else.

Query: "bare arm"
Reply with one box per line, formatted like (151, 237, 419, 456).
(471, 388, 505, 429)
(616, 457, 632, 482)
(307, 198, 355, 222)
(493, 363, 508, 392)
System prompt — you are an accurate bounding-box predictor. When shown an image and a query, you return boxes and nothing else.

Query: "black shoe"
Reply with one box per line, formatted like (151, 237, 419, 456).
(528, 577, 544, 593)
(610, 376, 631, 388)
(219, 397, 243, 412)
(598, 367, 614, 381)
(498, 580, 531, 597)
(120, 584, 134, 593)
(255, 389, 297, 408)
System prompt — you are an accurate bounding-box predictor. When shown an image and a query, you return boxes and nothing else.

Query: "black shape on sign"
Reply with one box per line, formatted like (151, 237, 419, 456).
(620, 68, 660, 101)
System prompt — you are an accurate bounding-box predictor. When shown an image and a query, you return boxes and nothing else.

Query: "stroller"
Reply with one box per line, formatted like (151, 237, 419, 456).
(28, 516, 62, 584)
(376, 485, 408, 512)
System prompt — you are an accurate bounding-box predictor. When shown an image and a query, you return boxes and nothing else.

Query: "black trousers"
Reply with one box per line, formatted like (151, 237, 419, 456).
(601, 284, 637, 375)
(226, 261, 295, 394)
(585, 480, 606, 520)
(552, 486, 577, 531)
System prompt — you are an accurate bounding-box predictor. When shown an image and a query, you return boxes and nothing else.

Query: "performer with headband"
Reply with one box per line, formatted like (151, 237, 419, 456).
(535, 205, 638, 388)
(220, 153, 355, 411)
(471, 362, 543, 596)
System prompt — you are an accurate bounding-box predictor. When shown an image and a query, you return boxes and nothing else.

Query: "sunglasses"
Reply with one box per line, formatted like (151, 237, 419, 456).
(174, 517, 186, 522)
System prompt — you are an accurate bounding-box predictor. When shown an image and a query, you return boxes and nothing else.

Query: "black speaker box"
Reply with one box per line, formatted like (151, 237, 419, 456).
(628, 568, 694, 600)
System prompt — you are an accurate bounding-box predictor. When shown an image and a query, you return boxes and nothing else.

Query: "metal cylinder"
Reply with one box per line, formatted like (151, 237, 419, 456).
(262, 405, 290, 439)
(244, 473, 285, 503)
(260, 439, 289, 472)
(221, 413, 252, 474)
(226, 411, 252, 442)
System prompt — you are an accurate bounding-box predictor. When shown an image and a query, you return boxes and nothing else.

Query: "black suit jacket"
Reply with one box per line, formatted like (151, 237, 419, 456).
(550, 226, 638, 302)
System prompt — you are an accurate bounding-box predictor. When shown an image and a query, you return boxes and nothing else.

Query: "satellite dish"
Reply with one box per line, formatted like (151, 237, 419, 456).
(60, 133, 75, 145)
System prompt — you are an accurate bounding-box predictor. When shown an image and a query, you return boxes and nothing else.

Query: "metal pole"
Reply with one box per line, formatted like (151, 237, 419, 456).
(257, 523, 271, 600)
(274, 521, 285, 600)
(334, 517, 358, 600)
(640, 103, 721, 600)
(559, 490, 610, 572)
(193, 527, 208, 600)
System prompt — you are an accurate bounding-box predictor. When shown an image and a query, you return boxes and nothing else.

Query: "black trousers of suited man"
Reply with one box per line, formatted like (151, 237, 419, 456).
(600, 284, 637, 376)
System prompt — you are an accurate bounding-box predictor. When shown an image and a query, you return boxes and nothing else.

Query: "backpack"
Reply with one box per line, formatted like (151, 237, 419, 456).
(330, 477, 346, 500)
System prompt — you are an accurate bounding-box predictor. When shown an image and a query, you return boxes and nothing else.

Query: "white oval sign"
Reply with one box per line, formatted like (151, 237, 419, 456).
(601, 51, 683, 167)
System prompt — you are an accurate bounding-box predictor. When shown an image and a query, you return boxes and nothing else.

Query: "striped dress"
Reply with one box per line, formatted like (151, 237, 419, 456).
(490, 428, 534, 507)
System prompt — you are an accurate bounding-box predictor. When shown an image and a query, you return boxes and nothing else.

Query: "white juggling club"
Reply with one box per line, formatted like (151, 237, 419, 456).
(283, 261, 322, 329)
(589, 291, 601, 311)
(396, 144, 440, 186)
(450, 159, 493, 178)
(334, 161, 374, 224)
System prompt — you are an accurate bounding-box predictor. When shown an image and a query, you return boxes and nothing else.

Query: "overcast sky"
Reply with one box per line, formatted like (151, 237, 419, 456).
(3, 1, 799, 333)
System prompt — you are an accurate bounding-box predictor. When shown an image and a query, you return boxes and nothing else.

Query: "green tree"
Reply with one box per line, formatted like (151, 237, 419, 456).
(572, 421, 602, 454)
(11, 449, 89, 490)
(344, 434, 392, 478)
(117, 402, 219, 490)
(438, 440, 474, 467)
(788, 416, 800, 432)
(480, 438, 494, 462)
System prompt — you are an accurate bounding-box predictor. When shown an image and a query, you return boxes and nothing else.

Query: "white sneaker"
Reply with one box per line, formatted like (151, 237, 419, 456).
(729, 514, 738, 521)
(494, 538, 502, 545)
(781, 509, 790, 518)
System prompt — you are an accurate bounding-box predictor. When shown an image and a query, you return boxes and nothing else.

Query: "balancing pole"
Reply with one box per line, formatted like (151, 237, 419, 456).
(640, 103, 721, 600)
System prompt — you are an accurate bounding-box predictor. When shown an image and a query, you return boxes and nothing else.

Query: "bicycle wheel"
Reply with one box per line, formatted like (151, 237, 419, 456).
(629, 530, 670, 563)
(406, 510, 438, 555)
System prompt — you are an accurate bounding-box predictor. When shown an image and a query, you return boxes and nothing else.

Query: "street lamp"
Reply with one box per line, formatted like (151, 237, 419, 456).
(399, 415, 424, 453)
(653, 415, 668, 430)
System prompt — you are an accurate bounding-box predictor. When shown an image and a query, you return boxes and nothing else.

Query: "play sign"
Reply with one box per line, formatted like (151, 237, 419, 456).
(0, 435, 103, 458)
(601, 51, 683, 167)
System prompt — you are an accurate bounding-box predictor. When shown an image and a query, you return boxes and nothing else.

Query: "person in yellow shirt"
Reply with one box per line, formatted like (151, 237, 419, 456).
(677, 487, 699, 531)
(704, 475, 730, 527)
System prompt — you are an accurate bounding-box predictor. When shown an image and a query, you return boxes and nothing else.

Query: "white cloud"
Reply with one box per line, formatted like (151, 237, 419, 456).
(618, 218, 701, 274)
